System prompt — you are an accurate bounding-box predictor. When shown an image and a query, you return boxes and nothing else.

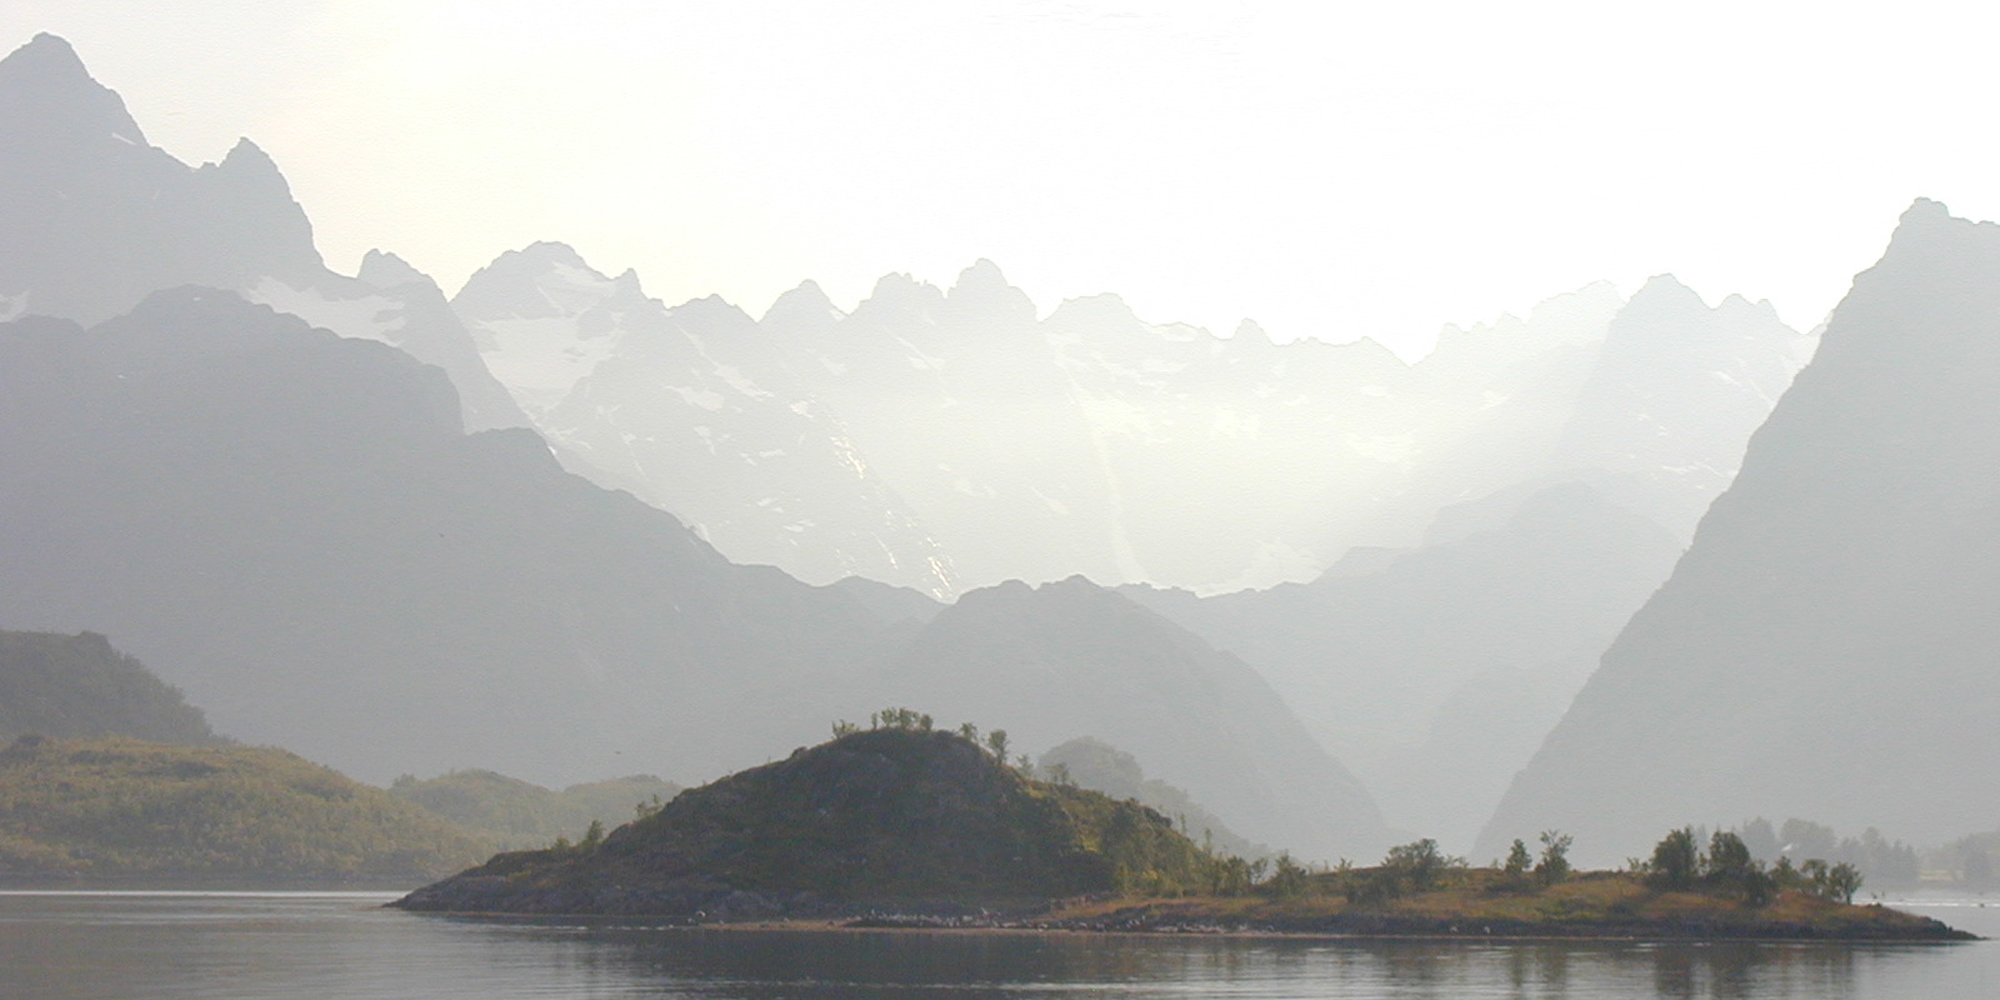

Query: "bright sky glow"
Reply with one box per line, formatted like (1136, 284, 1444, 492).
(8, 1, 2000, 358)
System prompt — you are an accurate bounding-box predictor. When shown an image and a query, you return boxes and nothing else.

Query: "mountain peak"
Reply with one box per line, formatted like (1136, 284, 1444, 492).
(357, 249, 430, 290)
(762, 279, 842, 327)
(1630, 273, 1701, 303)
(1232, 319, 1273, 347)
(946, 258, 1035, 323)
(218, 136, 277, 172)
(0, 33, 145, 145)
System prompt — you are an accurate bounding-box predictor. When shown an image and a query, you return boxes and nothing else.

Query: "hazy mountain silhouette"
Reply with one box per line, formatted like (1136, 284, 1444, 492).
(0, 630, 219, 745)
(0, 289, 887, 788)
(1116, 279, 1807, 848)
(0, 287, 1384, 859)
(0, 34, 527, 434)
(1479, 200, 2000, 863)
(1037, 736, 1268, 860)
(1125, 483, 1682, 847)
(3, 4, 1802, 601)
(0, 34, 318, 324)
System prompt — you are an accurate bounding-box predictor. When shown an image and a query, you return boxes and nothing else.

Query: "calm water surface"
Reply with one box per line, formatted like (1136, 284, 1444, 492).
(1, 890, 1995, 999)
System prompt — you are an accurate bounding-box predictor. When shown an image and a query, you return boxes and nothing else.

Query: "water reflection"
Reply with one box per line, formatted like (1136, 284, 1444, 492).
(0, 894, 1985, 1000)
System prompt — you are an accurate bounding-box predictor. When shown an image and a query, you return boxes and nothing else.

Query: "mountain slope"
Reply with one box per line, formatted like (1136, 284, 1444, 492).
(0, 34, 528, 434)
(0, 289, 889, 787)
(1479, 200, 2000, 862)
(0, 34, 319, 325)
(0, 290, 1378, 868)
(0, 631, 219, 745)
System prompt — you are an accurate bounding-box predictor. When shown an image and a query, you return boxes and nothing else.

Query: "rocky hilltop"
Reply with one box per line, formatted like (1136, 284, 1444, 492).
(395, 727, 1219, 918)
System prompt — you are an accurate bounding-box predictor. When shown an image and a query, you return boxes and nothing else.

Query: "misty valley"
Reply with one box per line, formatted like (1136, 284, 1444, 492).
(4, 28, 2000, 1000)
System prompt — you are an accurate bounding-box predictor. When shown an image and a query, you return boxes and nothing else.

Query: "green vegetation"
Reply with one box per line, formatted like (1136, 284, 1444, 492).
(1048, 866, 1962, 940)
(1038, 828, 1962, 939)
(0, 631, 218, 745)
(1036, 737, 1269, 861)
(0, 736, 485, 881)
(387, 769, 679, 850)
(1641, 826, 1862, 904)
(398, 722, 1236, 915)
(394, 718, 1967, 938)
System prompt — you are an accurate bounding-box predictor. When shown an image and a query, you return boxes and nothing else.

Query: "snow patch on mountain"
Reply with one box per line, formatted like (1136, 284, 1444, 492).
(243, 277, 407, 345)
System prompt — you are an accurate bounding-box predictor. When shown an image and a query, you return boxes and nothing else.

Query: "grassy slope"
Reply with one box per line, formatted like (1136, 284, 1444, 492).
(1046, 870, 1968, 939)
(0, 736, 486, 880)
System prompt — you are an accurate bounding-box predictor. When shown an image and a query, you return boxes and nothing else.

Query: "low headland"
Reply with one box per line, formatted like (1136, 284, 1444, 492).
(393, 721, 1972, 941)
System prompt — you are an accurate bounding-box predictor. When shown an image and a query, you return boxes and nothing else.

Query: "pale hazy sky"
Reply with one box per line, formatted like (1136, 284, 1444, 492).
(7, 1, 1997, 358)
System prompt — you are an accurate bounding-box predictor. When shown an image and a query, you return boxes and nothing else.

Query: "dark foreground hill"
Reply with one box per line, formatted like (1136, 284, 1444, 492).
(395, 727, 1220, 918)
(0, 736, 485, 882)
(0, 630, 218, 745)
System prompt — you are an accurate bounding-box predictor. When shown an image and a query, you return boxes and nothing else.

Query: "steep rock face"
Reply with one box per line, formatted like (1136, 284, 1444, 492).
(395, 728, 1220, 916)
(452, 243, 955, 596)
(0, 35, 320, 324)
(0, 290, 888, 787)
(860, 577, 1388, 861)
(0, 34, 527, 434)
(0, 631, 219, 745)
(1479, 200, 2000, 863)
(1545, 275, 1814, 539)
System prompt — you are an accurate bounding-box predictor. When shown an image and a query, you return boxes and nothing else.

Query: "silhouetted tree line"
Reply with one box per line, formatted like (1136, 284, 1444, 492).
(1639, 827, 1862, 904)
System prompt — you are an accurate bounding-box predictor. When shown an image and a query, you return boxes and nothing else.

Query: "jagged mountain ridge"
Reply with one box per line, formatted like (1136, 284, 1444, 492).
(475, 248, 1806, 595)
(1478, 199, 2000, 863)
(453, 243, 956, 597)
(0, 33, 528, 435)
(2, 33, 1811, 600)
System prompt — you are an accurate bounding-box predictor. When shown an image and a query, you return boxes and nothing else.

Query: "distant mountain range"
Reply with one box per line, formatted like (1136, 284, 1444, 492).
(18, 30, 1993, 868)
(459, 246, 1810, 598)
(0, 32, 1389, 859)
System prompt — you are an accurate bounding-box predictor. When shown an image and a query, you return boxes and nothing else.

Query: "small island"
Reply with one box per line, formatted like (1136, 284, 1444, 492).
(394, 720, 1971, 941)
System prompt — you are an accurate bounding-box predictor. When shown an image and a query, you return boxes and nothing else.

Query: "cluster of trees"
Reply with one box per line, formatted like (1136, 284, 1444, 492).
(1640, 827, 1863, 904)
(837, 709, 1024, 771)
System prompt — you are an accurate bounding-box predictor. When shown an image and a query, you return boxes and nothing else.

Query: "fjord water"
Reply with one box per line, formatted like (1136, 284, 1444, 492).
(2, 892, 1995, 999)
